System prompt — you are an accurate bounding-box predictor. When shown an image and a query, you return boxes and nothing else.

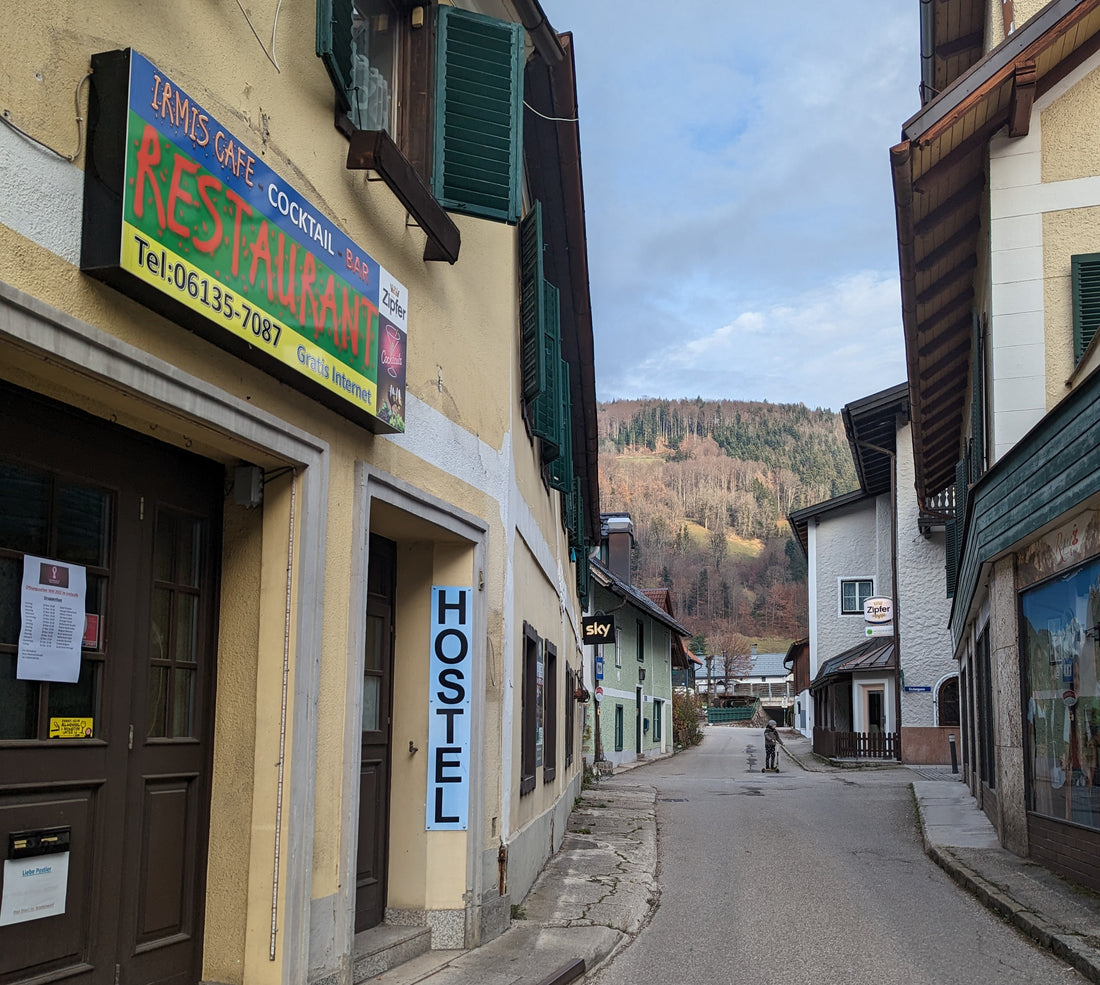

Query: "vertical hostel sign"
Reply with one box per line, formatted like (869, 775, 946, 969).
(81, 49, 407, 433)
(427, 587, 472, 831)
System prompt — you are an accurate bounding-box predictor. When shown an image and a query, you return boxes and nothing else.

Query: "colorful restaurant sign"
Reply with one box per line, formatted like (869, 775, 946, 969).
(81, 49, 407, 433)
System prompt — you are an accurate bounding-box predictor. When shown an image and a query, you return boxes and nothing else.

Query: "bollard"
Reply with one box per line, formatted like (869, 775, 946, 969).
(948, 732, 958, 774)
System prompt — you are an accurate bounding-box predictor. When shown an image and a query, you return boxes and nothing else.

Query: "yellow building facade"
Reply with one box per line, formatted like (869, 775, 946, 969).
(0, 3, 597, 984)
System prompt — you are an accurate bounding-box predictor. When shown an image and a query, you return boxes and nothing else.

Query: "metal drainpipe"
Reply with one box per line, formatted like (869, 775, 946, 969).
(512, 0, 565, 64)
(919, 0, 935, 104)
(270, 470, 296, 960)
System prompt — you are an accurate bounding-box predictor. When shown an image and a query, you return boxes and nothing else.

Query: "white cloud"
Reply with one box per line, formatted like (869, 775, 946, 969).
(544, 1, 919, 411)
(602, 272, 905, 411)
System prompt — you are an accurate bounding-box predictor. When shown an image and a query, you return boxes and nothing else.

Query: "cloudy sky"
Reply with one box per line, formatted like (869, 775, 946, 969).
(541, 1, 921, 412)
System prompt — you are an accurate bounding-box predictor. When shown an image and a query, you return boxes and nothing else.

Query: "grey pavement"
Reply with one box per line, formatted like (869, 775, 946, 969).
(367, 771, 658, 985)
(370, 728, 1100, 983)
(779, 727, 1100, 984)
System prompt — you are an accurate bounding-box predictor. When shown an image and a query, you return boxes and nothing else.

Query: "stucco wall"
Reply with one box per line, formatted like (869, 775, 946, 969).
(896, 423, 955, 730)
(812, 496, 890, 669)
(988, 52, 1100, 468)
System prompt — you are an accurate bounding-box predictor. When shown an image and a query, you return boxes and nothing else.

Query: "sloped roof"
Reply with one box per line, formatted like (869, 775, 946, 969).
(892, 0, 1100, 501)
(843, 383, 909, 497)
(811, 637, 897, 692)
(739, 652, 791, 680)
(784, 637, 809, 670)
(588, 558, 691, 638)
(787, 489, 874, 558)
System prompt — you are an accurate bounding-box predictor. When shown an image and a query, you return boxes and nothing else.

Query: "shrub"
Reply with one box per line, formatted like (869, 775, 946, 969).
(673, 691, 703, 747)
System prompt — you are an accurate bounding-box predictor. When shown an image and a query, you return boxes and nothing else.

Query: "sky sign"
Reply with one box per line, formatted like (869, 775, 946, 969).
(81, 49, 407, 432)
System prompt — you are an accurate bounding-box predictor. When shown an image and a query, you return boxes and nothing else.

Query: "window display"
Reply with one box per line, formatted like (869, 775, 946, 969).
(1021, 556, 1100, 829)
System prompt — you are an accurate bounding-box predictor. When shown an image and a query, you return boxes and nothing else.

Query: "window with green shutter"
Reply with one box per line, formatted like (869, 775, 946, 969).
(433, 5, 524, 222)
(549, 360, 573, 490)
(318, 2, 524, 226)
(532, 283, 562, 460)
(520, 203, 547, 403)
(1072, 253, 1100, 363)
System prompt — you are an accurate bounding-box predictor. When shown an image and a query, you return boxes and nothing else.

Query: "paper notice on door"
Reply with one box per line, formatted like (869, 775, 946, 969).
(0, 852, 70, 926)
(17, 555, 87, 683)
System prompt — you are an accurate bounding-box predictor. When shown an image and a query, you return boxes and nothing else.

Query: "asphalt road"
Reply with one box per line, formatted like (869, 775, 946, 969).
(588, 726, 1082, 985)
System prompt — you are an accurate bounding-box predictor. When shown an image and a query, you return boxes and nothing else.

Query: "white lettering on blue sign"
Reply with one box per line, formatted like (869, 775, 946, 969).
(427, 587, 472, 831)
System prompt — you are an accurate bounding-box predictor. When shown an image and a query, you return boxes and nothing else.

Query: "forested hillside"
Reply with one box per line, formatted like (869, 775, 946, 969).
(597, 398, 858, 654)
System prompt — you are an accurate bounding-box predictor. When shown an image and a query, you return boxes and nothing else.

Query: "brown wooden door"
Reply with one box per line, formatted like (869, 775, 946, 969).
(0, 384, 220, 985)
(355, 535, 395, 932)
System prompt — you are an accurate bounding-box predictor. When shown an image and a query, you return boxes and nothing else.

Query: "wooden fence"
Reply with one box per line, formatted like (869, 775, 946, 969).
(813, 727, 898, 760)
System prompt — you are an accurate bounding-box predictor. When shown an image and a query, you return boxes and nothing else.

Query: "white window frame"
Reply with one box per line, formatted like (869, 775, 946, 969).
(839, 577, 874, 616)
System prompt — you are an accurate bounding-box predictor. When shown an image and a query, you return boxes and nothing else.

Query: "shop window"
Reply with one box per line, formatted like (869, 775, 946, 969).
(1021, 558, 1100, 829)
(318, 1, 524, 223)
(975, 624, 995, 789)
(521, 622, 538, 795)
(544, 641, 557, 782)
(0, 464, 110, 741)
(937, 676, 960, 728)
(564, 663, 575, 768)
(840, 579, 873, 615)
(1071, 252, 1100, 364)
(614, 703, 624, 752)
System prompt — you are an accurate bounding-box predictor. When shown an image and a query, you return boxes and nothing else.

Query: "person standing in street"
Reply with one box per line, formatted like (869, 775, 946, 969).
(763, 719, 783, 770)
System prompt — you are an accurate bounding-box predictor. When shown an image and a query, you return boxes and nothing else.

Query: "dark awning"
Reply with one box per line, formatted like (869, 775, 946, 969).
(810, 637, 897, 692)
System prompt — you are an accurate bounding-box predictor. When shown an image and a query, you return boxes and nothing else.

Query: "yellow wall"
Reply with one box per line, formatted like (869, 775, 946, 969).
(1042, 64, 1100, 404)
(1, 2, 583, 980)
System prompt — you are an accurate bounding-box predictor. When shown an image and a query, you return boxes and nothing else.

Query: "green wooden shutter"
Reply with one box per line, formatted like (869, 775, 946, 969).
(520, 203, 546, 403)
(570, 476, 584, 549)
(316, 0, 354, 111)
(970, 311, 984, 483)
(549, 360, 572, 490)
(434, 5, 524, 222)
(945, 519, 958, 599)
(1072, 253, 1100, 363)
(576, 541, 590, 608)
(532, 283, 561, 459)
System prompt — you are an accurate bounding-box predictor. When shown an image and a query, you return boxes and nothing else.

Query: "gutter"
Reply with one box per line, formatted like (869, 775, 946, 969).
(513, 0, 565, 64)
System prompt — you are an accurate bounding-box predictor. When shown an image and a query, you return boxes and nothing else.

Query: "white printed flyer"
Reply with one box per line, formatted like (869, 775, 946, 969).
(0, 853, 70, 926)
(17, 555, 87, 683)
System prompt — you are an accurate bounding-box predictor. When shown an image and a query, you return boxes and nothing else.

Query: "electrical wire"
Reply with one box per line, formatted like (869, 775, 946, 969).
(523, 99, 578, 123)
(235, 0, 284, 72)
(1, 72, 91, 162)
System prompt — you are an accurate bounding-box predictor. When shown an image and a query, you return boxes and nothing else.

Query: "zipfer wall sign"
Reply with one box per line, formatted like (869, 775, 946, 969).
(81, 49, 408, 433)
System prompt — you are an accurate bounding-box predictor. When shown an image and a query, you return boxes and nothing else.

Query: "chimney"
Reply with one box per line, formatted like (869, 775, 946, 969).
(602, 513, 634, 585)
(751, 642, 758, 656)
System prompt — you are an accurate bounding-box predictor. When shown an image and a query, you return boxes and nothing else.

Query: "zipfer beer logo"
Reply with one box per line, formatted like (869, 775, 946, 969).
(863, 597, 893, 623)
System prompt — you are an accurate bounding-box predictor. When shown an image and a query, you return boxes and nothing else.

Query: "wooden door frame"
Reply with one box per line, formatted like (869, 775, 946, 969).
(0, 285, 329, 985)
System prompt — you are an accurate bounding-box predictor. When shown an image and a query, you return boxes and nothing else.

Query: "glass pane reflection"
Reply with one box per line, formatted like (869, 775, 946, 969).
(0, 653, 37, 739)
(363, 675, 380, 732)
(172, 668, 194, 737)
(0, 463, 49, 555)
(47, 659, 101, 727)
(56, 483, 110, 567)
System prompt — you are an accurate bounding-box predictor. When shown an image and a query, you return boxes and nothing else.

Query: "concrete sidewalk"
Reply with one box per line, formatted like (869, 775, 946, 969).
(778, 728, 1100, 983)
(366, 781, 657, 985)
